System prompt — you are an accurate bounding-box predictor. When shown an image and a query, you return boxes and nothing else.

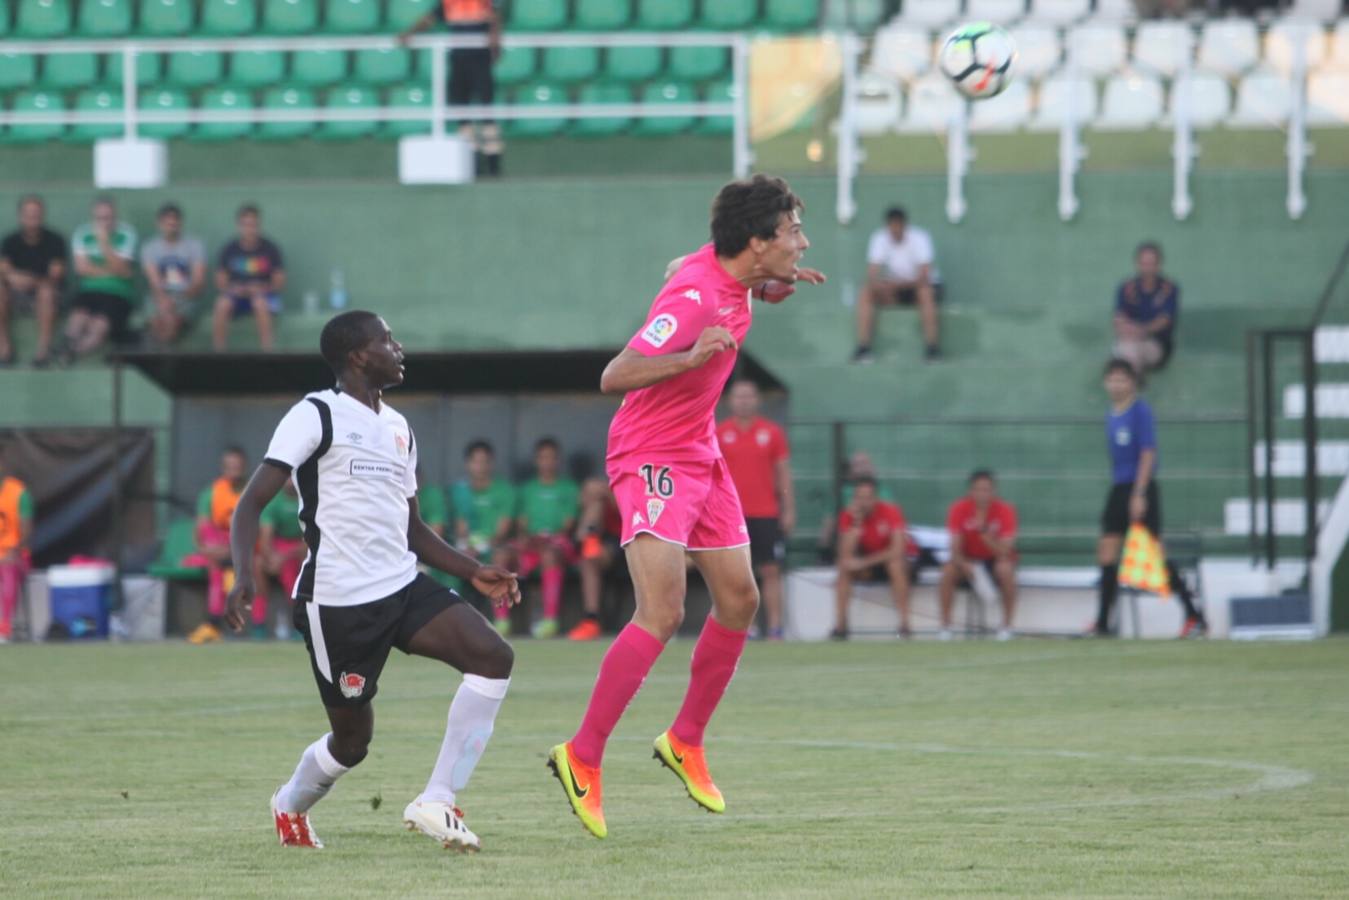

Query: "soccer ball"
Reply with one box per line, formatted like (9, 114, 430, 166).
(939, 22, 1017, 100)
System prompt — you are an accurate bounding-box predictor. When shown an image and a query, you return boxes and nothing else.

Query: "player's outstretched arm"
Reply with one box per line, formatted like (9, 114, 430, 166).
(599, 326, 737, 395)
(224, 463, 290, 632)
(408, 498, 522, 607)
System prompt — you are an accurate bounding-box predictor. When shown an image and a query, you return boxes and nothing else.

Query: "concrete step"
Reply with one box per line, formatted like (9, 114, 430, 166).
(1253, 440, 1349, 477)
(1223, 498, 1330, 536)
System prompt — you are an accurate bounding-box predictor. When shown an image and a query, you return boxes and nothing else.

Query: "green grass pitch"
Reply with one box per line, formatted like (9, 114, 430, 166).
(4, 637, 1348, 897)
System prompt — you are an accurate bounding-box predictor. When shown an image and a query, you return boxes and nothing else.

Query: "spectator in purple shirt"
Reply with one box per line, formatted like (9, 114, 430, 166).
(1113, 242, 1178, 376)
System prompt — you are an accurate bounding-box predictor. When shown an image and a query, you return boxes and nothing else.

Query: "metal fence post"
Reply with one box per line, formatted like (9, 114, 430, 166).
(731, 33, 752, 178)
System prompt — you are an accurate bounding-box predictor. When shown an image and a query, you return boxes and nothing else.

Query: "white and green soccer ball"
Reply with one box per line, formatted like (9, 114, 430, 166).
(939, 22, 1017, 100)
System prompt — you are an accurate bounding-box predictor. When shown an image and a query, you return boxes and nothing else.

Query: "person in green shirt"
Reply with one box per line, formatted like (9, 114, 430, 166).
(414, 469, 456, 589)
(501, 437, 579, 640)
(451, 440, 516, 630)
(258, 480, 306, 639)
(62, 197, 138, 363)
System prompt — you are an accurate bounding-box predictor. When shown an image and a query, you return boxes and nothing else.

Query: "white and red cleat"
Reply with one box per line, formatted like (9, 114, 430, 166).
(271, 789, 323, 848)
(403, 798, 481, 852)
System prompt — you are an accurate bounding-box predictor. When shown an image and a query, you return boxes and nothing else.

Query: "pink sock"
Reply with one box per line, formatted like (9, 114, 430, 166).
(207, 567, 225, 617)
(670, 616, 748, 747)
(541, 567, 563, 620)
(571, 623, 666, 767)
(251, 592, 268, 626)
(0, 563, 19, 630)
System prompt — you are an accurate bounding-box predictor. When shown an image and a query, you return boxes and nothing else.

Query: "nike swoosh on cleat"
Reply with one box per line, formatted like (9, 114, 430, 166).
(572, 776, 589, 799)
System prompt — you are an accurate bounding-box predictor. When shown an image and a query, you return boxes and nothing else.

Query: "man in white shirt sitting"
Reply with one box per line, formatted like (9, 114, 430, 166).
(853, 207, 943, 363)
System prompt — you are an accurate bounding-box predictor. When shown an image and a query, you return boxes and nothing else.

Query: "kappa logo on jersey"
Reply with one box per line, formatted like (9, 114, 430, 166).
(338, 671, 366, 699)
(681, 289, 702, 304)
(646, 498, 665, 526)
(642, 314, 678, 348)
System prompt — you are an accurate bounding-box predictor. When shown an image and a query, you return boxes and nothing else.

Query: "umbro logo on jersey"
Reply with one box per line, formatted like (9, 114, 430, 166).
(681, 289, 702, 304)
(346, 432, 363, 444)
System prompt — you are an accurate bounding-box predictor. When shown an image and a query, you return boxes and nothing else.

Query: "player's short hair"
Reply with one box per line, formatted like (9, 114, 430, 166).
(710, 175, 804, 257)
(969, 469, 995, 485)
(464, 439, 494, 459)
(1136, 240, 1162, 261)
(222, 445, 246, 459)
(534, 436, 560, 454)
(157, 202, 182, 219)
(885, 206, 907, 223)
(237, 203, 260, 220)
(1103, 357, 1138, 381)
(319, 309, 380, 376)
(853, 475, 879, 492)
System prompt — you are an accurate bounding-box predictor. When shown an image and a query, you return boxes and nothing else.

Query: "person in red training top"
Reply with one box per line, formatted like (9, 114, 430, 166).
(187, 445, 248, 644)
(717, 379, 795, 640)
(833, 476, 912, 639)
(937, 469, 1019, 641)
(567, 478, 623, 641)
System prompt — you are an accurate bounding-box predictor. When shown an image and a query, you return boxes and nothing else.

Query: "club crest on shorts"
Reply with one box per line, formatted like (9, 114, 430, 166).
(647, 498, 665, 526)
(338, 671, 366, 699)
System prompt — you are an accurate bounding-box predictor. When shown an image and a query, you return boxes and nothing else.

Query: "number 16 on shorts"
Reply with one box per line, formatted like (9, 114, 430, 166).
(639, 463, 675, 499)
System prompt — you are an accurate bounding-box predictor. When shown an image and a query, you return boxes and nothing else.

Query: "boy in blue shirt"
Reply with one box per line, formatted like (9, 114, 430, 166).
(1095, 359, 1206, 637)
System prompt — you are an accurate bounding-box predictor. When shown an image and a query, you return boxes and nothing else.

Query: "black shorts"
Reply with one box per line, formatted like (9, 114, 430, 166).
(746, 517, 785, 568)
(293, 573, 463, 708)
(888, 283, 944, 305)
(72, 290, 132, 335)
(1101, 481, 1161, 537)
(449, 30, 494, 107)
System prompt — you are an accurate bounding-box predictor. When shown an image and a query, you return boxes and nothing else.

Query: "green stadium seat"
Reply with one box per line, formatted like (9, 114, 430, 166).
(574, 0, 629, 30)
(262, 0, 317, 33)
(605, 46, 662, 82)
(16, 0, 72, 36)
(696, 79, 736, 134)
(571, 82, 632, 137)
(764, 0, 819, 31)
(634, 80, 694, 135)
(354, 48, 411, 85)
(166, 51, 224, 87)
(493, 47, 535, 87)
(324, 0, 378, 33)
(635, 0, 692, 29)
(68, 86, 124, 142)
(0, 54, 38, 91)
(541, 46, 600, 83)
(822, 0, 884, 31)
(200, 0, 256, 34)
(138, 0, 193, 34)
(147, 519, 206, 580)
(105, 51, 161, 86)
(194, 85, 254, 140)
(292, 49, 347, 85)
(0, 0, 11, 35)
(231, 50, 286, 86)
(509, 0, 567, 31)
(383, 82, 430, 137)
(78, 0, 130, 35)
(9, 89, 65, 142)
(385, 0, 434, 31)
(700, 0, 756, 29)
(317, 84, 377, 139)
(258, 85, 315, 139)
(506, 81, 567, 138)
(43, 53, 100, 89)
(668, 45, 727, 81)
(138, 86, 190, 138)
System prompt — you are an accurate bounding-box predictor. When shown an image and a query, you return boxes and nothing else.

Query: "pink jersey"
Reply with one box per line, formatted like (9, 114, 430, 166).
(607, 243, 753, 464)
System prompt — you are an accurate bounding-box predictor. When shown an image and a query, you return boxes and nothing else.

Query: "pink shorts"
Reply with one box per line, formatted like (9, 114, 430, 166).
(608, 455, 749, 551)
(515, 534, 577, 575)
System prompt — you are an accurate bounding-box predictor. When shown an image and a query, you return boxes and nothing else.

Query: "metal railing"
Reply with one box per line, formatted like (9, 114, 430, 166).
(0, 31, 753, 177)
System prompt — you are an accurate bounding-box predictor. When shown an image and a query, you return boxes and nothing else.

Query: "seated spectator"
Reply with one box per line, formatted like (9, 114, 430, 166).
(568, 477, 622, 641)
(498, 437, 579, 639)
(415, 467, 455, 588)
(1113, 241, 1177, 376)
(186, 446, 247, 645)
(140, 203, 206, 346)
(63, 197, 137, 362)
(0, 456, 33, 643)
(256, 480, 305, 640)
(213, 204, 284, 351)
(853, 206, 943, 364)
(833, 476, 912, 639)
(450, 439, 516, 628)
(938, 470, 1019, 641)
(818, 450, 893, 562)
(0, 195, 65, 367)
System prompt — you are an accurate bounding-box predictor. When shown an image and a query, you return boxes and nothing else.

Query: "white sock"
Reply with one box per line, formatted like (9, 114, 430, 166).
(278, 733, 350, 814)
(420, 675, 510, 806)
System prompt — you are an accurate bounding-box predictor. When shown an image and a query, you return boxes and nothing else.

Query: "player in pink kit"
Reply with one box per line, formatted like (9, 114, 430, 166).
(548, 175, 825, 839)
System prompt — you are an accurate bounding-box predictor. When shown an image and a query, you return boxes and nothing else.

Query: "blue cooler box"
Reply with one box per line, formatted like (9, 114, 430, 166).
(48, 565, 114, 639)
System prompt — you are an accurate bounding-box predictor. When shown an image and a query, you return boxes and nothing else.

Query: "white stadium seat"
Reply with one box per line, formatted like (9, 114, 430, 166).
(969, 79, 1032, 131)
(1197, 19, 1261, 77)
(898, 73, 965, 132)
(1065, 23, 1128, 76)
(1008, 25, 1062, 78)
(898, 0, 961, 30)
(1228, 68, 1293, 127)
(1132, 21, 1194, 77)
(1091, 0, 1136, 22)
(965, 0, 1027, 25)
(1307, 70, 1349, 124)
(1287, 0, 1342, 23)
(854, 71, 904, 135)
(1333, 19, 1349, 67)
(1169, 71, 1231, 128)
(1025, 0, 1090, 26)
(1265, 19, 1328, 73)
(868, 26, 934, 81)
(1096, 73, 1164, 128)
(1028, 74, 1097, 129)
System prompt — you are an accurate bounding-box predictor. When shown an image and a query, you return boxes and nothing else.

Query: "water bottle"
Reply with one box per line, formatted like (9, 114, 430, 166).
(329, 268, 348, 310)
(302, 289, 320, 316)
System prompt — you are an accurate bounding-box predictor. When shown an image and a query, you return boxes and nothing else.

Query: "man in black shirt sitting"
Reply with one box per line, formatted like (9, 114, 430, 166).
(0, 195, 66, 367)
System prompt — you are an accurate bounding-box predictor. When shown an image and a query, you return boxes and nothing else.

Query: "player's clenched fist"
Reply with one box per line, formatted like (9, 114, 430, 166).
(472, 564, 522, 608)
(687, 326, 737, 368)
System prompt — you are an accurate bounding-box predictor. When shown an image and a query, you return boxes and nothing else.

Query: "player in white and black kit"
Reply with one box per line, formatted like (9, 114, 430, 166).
(224, 310, 521, 852)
